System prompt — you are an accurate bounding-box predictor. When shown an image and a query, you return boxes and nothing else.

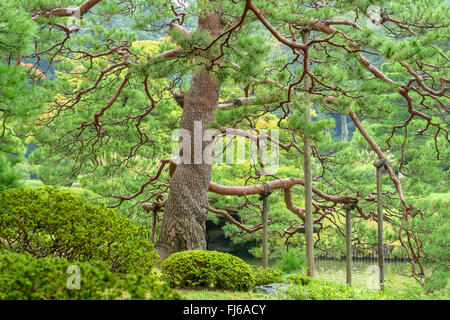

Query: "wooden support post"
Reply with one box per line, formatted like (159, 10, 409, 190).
(152, 205, 158, 244)
(259, 183, 272, 268)
(374, 159, 387, 289)
(343, 203, 355, 286)
(297, 225, 319, 233)
(142, 202, 165, 245)
(302, 30, 315, 278)
(261, 195, 269, 268)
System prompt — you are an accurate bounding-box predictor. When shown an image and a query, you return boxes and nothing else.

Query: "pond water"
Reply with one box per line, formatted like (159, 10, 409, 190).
(313, 259, 413, 289)
(244, 257, 414, 289)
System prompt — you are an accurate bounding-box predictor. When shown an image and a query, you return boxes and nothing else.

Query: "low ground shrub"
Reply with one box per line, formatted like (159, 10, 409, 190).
(161, 250, 254, 291)
(253, 266, 283, 286)
(0, 252, 180, 300)
(0, 186, 159, 273)
(285, 278, 371, 300)
(283, 272, 312, 286)
(285, 276, 435, 300)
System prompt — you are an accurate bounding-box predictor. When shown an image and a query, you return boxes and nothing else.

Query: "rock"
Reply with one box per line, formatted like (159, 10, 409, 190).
(253, 283, 289, 296)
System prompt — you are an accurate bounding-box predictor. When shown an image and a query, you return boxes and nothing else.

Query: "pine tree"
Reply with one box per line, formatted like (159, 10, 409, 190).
(0, 0, 45, 191)
(13, 0, 448, 285)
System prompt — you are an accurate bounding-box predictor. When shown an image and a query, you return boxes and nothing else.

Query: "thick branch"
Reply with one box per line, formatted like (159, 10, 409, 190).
(247, 0, 306, 51)
(208, 206, 265, 234)
(283, 188, 305, 220)
(169, 23, 192, 38)
(34, 0, 103, 18)
(209, 178, 357, 204)
(216, 96, 279, 110)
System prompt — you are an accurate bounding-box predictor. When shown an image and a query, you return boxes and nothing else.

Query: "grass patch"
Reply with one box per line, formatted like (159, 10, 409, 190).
(176, 289, 279, 300)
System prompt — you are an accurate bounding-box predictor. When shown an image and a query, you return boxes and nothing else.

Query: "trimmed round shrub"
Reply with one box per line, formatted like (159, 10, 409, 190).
(253, 266, 283, 286)
(0, 186, 159, 274)
(0, 252, 180, 300)
(161, 250, 254, 291)
(283, 272, 312, 286)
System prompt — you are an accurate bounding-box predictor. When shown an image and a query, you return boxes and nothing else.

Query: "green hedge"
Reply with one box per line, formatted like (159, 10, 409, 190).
(161, 250, 254, 291)
(0, 252, 180, 300)
(0, 186, 159, 274)
(253, 266, 283, 286)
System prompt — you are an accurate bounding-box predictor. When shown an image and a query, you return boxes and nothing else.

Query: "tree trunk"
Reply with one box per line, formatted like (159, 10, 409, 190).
(156, 11, 222, 260)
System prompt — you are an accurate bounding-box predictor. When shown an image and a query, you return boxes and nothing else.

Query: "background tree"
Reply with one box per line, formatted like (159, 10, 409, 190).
(0, 0, 46, 191)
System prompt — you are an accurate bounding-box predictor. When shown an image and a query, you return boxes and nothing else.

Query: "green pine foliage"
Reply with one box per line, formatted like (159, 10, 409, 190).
(277, 248, 307, 274)
(0, 133, 27, 191)
(0, 0, 37, 56)
(0, 0, 49, 191)
(406, 194, 450, 295)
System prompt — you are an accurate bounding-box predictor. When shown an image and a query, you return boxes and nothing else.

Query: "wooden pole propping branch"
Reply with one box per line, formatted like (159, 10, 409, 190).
(259, 182, 273, 268)
(297, 225, 319, 233)
(141, 201, 165, 213)
(141, 201, 165, 244)
(374, 158, 388, 290)
(343, 203, 356, 286)
(301, 29, 315, 278)
(152, 205, 158, 244)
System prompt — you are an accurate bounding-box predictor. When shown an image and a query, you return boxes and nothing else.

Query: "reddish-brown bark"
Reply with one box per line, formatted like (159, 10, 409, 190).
(155, 10, 224, 259)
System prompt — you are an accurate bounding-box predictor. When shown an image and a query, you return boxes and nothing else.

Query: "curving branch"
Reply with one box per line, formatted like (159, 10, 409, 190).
(349, 107, 410, 218)
(32, 0, 103, 19)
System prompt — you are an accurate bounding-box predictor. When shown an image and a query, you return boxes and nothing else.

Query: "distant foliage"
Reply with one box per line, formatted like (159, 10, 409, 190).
(0, 187, 159, 274)
(161, 250, 254, 291)
(0, 133, 26, 192)
(0, 252, 179, 300)
(0, 1, 46, 191)
(253, 266, 283, 286)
